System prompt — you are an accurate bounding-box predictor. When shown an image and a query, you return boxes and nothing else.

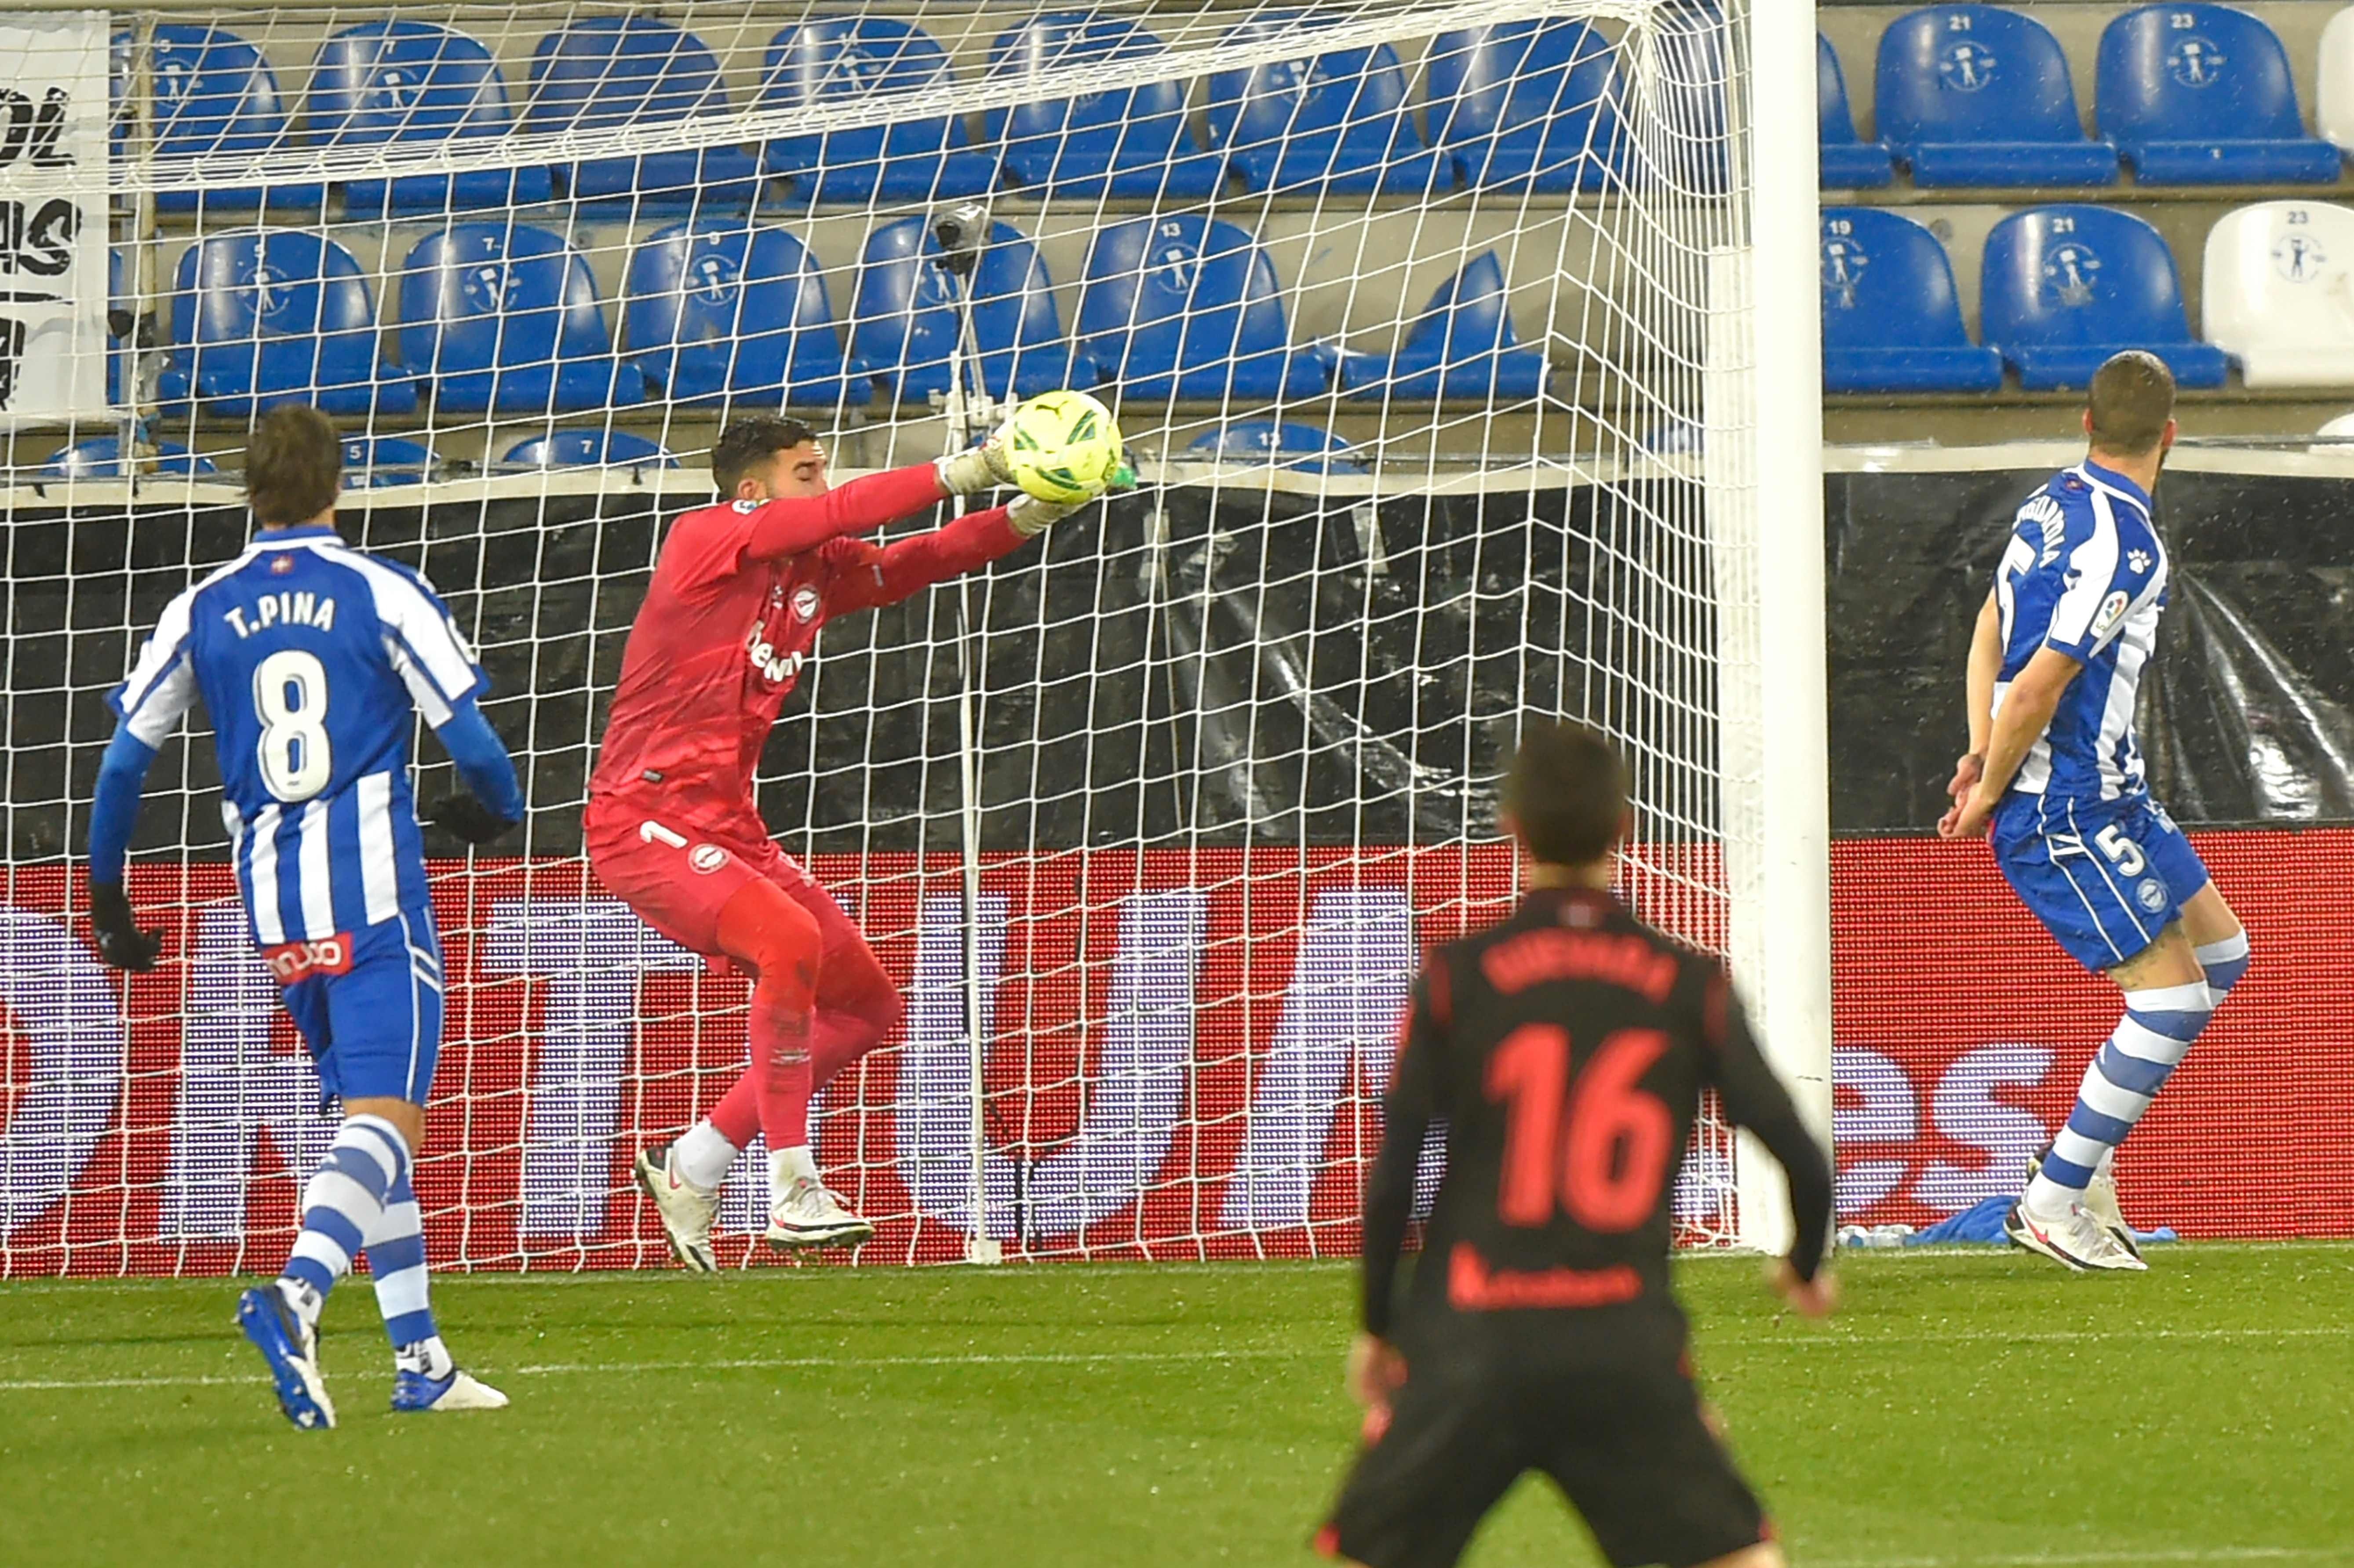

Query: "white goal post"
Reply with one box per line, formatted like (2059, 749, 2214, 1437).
(0, 0, 1829, 1272)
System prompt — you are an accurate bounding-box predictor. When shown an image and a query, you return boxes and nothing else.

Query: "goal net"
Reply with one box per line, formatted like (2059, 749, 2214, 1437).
(0, 0, 1829, 1273)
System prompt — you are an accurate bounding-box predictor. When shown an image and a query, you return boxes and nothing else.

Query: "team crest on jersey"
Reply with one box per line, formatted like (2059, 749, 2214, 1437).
(270, 554, 295, 575)
(689, 844, 728, 873)
(792, 586, 820, 622)
(2091, 589, 2132, 637)
(2136, 878, 2168, 913)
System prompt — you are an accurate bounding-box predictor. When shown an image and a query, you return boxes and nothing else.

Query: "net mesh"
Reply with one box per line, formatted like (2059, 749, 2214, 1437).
(0, 0, 1762, 1272)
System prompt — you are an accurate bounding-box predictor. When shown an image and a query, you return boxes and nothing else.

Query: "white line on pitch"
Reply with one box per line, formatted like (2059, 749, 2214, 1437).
(1811, 1548, 2346, 1567)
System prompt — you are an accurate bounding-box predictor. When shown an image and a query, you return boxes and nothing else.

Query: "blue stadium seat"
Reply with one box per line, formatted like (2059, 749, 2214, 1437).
(525, 18, 762, 210)
(43, 439, 217, 480)
(312, 20, 553, 215)
(1818, 208, 2002, 392)
(1075, 215, 1325, 400)
(341, 436, 437, 487)
(1317, 253, 1550, 401)
(983, 13, 1227, 199)
(1188, 421, 1365, 474)
(1819, 35, 1893, 188)
(849, 217, 1092, 404)
(2097, 4, 2341, 185)
(157, 231, 418, 417)
(1981, 205, 2228, 390)
(759, 20, 999, 205)
(1425, 20, 1623, 193)
(1204, 13, 1447, 195)
(502, 430, 678, 468)
(134, 25, 320, 211)
(108, 247, 128, 407)
(1874, 6, 2118, 187)
(397, 224, 645, 413)
(622, 224, 868, 408)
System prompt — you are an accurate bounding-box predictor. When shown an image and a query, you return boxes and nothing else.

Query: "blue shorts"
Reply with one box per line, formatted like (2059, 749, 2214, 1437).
(1992, 793, 2212, 973)
(269, 909, 445, 1110)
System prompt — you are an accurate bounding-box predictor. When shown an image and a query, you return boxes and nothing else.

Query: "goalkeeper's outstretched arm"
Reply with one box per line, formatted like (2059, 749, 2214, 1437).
(822, 493, 1096, 618)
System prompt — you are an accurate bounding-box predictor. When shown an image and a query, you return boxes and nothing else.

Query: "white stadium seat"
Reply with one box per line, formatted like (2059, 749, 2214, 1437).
(2318, 7, 2354, 152)
(2201, 201, 2354, 388)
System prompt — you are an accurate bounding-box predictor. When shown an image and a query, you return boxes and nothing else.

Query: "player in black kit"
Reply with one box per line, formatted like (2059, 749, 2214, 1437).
(1317, 721, 1837, 1568)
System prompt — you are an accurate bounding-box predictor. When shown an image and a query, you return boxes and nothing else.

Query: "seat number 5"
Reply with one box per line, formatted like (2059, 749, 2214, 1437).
(2095, 824, 2146, 877)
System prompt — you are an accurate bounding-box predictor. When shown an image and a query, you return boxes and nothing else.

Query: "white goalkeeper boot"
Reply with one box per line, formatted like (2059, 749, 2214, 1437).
(634, 1144, 720, 1273)
(2026, 1144, 2141, 1262)
(2004, 1198, 2148, 1272)
(765, 1177, 875, 1251)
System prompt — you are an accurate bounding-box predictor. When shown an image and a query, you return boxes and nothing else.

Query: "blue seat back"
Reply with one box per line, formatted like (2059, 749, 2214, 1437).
(622, 224, 844, 392)
(1076, 215, 1292, 376)
(342, 436, 436, 486)
(44, 439, 215, 479)
(1875, 6, 2088, 147)
(761, 19, 970, 172)
(171, 230, 382, 393)
(1819, 207, 1975, 349)
(1399, 252, 1529, 357)
(852, 217, 1066, 371)
(984, 12, 1193, 160)
(503, 430, 676, 468)
(526, 17, 732, 132)
(1820, 34, 1865, 143)
(138, 24, 292, 160)
(1982, 205, 2194, 347)
(310, 21, 516, 146)
(2097, 4, 2309, 143)
(397, 224, 617, 377)
(1425, 20, 1622, 161)
(1189, 420, 1363, 472)
(1204, 13, 1425, 161)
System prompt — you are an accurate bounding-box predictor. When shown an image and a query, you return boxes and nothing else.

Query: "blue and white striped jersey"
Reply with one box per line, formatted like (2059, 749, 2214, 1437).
(108, 524, 487, 946)
(1992, 459, 2171, 806)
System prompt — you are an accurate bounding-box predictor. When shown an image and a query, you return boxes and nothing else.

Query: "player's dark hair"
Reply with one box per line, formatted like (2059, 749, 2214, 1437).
(712, 418, 818, 497)
(2086, 351, 2175, 457)
(245, 406, 342, 527)
(1503, 720, 1629, 868)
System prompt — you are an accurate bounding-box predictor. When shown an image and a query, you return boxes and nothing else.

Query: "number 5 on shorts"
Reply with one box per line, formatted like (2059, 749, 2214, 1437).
(2095, 823, 2146, 877)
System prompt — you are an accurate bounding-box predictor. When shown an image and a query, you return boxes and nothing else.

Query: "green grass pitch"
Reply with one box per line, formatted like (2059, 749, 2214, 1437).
(4, 1244, 2352, 1566)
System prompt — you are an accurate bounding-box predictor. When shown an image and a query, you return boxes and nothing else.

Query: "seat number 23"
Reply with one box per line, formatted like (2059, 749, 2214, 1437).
(2095, 823, 2146, 877)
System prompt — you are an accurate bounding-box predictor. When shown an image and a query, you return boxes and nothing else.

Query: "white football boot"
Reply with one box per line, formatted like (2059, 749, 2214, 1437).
(2026, 1144, 2142, 1262)
(2004, 1199, 2149, 1272)
(765, 1177, 875, 1251)
(393, 1366, 510, 1413)
(634, 1143, 721, 1273)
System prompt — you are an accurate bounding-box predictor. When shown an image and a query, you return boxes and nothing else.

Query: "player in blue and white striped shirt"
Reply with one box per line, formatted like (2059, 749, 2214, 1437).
(1939, 353, 2252, 1272)
(85, 408, 526, 1426)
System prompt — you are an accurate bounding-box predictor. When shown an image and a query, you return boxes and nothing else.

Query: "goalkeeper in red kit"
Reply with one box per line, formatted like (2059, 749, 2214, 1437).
(590, 416, 1112, 1262)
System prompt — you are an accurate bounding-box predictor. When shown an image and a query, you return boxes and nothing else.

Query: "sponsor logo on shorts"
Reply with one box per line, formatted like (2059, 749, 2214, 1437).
(690, 844, 729, 873)
(2137, 878, 2168, 913)
(261, 933, 354, 985)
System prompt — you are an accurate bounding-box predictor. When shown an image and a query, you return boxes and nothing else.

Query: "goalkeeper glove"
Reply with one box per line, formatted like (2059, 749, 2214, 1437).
(1005, 462, 1137, 536)
(89, 881, 162, 972)
(935, 433, 1016, 497)
(425, 793, 520, 846)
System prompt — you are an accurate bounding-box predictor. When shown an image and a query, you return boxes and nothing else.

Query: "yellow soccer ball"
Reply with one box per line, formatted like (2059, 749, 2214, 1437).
(1004, 389, 1124, 504)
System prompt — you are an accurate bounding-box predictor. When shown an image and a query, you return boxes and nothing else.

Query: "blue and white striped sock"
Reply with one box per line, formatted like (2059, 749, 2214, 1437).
(280, 1114, 408, 1317)
(2025, 980, 2212, 1217)
(365, 1171, 439, 1353)
(2198, 929, 2251, 1005)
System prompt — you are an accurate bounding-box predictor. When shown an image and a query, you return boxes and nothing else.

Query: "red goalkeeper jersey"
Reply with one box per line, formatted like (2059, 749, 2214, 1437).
(590, 465, 1026, 845)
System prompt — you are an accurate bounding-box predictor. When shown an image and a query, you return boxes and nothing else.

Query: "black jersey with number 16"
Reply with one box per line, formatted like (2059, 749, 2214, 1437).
(1360, 885, 1833, 1350)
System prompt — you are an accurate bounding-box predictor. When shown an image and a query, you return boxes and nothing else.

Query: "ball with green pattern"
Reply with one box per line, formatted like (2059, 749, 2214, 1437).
(1004, 389, 1126, 504)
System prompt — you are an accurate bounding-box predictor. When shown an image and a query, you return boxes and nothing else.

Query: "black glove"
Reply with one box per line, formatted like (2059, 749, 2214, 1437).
(89, 881, 162, 972)
(423, 793, 519, 846)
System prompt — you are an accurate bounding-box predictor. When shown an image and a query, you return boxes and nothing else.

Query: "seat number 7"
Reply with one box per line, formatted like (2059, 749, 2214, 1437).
(2095, 823, 2146, 877)
(1485, 1024, 1673, 1233)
